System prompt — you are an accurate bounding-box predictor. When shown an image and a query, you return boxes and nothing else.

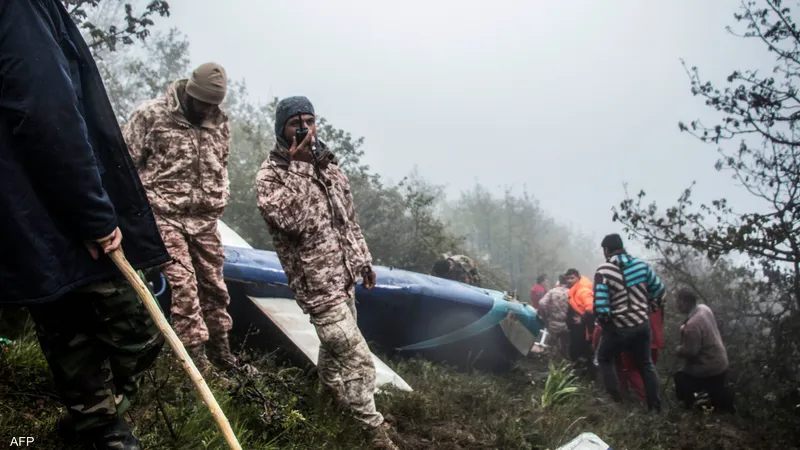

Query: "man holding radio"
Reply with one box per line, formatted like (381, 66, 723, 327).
(256, 96, 397, 449)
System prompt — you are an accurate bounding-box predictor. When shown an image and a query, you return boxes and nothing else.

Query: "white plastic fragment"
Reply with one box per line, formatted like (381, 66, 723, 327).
(556, 432, 612, 450)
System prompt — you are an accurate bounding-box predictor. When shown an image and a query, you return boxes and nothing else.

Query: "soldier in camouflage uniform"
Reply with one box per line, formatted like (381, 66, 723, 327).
(431, 254, 482, 286)
(29, 278, 164, 443)
(123, 63, 238, 373)
(256, 96, 399, 449)
(538, 274, 571, 356)
(1, 1, 171, 448)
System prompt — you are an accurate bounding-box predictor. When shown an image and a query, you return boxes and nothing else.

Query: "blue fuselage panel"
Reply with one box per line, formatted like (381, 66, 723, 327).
(222, 246, 541, 350)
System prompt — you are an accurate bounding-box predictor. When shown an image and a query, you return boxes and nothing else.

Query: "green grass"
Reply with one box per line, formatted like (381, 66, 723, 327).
(540, 361, 580, 409)
(0, 315, 65, 448)
(1, 315, 797, 450)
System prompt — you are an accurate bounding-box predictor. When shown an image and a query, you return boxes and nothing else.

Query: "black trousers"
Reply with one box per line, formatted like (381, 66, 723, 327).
(674, 370, 735, 413)
(568, 322, 594, 377)
(596, 322, 661, 411)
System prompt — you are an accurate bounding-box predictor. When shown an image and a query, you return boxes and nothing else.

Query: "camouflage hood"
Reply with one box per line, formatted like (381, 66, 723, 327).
(165, 80, 227, 130)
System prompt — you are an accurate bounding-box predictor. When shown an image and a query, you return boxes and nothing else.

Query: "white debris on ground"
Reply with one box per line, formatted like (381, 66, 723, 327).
(556, 432, 612, 450)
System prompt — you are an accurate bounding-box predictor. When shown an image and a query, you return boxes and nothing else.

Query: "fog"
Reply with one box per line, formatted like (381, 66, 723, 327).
(158, 0, 773, 244)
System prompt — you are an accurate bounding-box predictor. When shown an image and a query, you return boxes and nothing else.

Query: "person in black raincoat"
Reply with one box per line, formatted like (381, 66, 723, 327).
(0, 1, 170, 448)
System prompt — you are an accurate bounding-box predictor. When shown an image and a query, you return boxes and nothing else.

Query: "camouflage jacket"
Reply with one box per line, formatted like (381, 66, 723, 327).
(447, 255, 482, 286)
(538, 286, 570, 335)
(122, 80, 231, 221)
(255, 145, 372, 315)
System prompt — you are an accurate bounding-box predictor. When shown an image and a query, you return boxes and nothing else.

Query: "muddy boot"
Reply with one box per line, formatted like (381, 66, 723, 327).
(86, 417, 142, 450)
(186, 343, 213, 376)
(206, 332, 239, 372)
(365, 422, 400, 450)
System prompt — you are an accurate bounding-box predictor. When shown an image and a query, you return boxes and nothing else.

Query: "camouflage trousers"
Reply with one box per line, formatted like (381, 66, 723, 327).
(28, 277, 164, 433)
(311, 299, 384, 430)
(157, 217, 232, 347)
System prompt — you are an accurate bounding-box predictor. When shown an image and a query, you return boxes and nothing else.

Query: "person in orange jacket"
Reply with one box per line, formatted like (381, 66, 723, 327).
(564, 268, 595, 376)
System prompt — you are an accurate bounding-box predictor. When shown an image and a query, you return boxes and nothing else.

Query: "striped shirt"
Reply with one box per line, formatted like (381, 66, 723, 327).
(593, 252, 665, 329)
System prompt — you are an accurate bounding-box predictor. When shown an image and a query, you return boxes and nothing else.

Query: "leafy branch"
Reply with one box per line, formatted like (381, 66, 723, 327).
(64, 0, 170, 52)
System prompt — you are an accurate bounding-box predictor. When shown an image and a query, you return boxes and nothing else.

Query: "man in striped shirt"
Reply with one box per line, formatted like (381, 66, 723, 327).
(593, 234, 665, 412)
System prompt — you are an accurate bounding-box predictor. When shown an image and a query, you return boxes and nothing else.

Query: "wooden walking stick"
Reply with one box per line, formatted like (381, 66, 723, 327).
(108, 249, 243, 450)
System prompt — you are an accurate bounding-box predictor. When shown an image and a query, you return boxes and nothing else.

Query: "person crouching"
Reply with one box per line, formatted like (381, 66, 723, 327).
(673, 289, 735, 413)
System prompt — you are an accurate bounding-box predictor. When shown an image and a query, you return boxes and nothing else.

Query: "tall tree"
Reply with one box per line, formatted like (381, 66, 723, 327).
(443, 184, 600, 296)
(613, 0, 800, 391)
(614, 0, 800, 311)
(98, 28, 191, 121)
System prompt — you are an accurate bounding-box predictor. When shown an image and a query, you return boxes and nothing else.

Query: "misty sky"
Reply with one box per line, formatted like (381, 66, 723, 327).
(157, 0, 774, 245)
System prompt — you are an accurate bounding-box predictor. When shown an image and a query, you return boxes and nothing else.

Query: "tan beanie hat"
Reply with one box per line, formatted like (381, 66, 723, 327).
(185, 62, 227, 105)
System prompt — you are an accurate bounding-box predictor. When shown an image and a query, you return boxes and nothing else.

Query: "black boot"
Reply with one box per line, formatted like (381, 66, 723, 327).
(365, 422, 400, 450)
(206, 333, 238, 372)
(208, 333, 261, 376)
(86, 417, 141, 450)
